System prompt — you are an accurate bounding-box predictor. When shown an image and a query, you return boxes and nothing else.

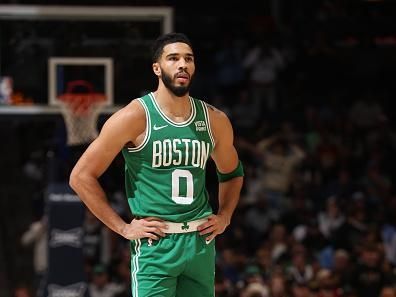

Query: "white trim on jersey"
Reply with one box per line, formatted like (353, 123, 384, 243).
(149, 92, 196, 127)
(201, 101, 215, 148)
(127, 98, 151, 152)
(132, 239, 141, 297)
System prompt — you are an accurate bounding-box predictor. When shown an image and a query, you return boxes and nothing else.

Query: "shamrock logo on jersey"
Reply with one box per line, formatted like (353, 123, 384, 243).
(181, 222, 190, 231)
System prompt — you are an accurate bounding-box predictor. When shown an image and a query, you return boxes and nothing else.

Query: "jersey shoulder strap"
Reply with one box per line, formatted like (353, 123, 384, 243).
(191, 97, 215, 147)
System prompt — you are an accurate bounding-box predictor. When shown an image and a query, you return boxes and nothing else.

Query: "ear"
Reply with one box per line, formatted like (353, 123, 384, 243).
(152, 63, 161, 76)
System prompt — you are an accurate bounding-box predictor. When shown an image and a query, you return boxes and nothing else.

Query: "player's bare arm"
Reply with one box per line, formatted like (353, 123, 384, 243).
(69, 99, 167, 241)
(197, 104, 243, 242)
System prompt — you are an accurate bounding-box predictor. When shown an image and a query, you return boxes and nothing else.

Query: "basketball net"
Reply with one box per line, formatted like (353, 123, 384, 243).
(58, 80, 106, 146)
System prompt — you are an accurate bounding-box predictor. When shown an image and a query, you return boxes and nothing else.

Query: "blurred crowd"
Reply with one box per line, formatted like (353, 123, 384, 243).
(2, 0, 396, 297)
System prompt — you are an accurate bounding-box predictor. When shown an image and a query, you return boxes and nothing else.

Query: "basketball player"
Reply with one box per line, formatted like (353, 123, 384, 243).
(70, 32, 244, 297)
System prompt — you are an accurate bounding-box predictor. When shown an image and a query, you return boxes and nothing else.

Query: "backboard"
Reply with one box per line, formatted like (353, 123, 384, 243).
(49, 57, 113, 107)
(0, 5, 173, 113)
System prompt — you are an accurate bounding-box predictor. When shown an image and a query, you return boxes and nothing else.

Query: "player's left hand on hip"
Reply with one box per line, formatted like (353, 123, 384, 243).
(197, 214, 229, 243)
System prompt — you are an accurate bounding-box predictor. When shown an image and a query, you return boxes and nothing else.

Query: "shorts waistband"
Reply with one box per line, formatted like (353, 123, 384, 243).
(164, 218, 208, 234)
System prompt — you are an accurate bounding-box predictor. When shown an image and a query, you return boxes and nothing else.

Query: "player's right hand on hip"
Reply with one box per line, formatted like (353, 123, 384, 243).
(121, 217, 168, 241)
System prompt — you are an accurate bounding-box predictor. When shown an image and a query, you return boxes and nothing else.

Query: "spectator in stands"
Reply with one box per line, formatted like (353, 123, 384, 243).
(317, 196, 345, 241)
(218, 247, 247, 288)
(315, 268, 342, 297)
(243, 39, 285, 113)
(314, 131, 340, 183)
(255, 246, 275, 281)
(286, 245, 314, 286)
(20, 215, 47, 292)
(352, 244, 390, 297)
(269, 273, 288, 297)
(333, 192, 368, 253)
(268, 224, 289, 264)
(254, 134, 305, 209)
(89, 264, 124, 297)
(244, 195, 279, 244)
(241, 282, 269, 297)
(332, 249, 353, 291)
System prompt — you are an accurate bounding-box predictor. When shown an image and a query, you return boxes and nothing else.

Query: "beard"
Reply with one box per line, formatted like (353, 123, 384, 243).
(161, 69, 192, 97)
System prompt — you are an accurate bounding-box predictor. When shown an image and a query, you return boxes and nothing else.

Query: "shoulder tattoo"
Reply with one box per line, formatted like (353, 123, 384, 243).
(206, 103, 220, 113)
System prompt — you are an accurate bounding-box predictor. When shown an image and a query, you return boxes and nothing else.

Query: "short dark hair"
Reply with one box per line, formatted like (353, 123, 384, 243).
(151, 32, 193, 62)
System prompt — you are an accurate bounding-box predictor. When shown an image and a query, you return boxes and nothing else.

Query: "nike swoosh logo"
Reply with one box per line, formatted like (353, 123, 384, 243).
(153, 124, 168, 131)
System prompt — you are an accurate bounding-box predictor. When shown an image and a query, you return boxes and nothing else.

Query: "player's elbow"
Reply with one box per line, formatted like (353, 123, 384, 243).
(69, 167, 82, 192)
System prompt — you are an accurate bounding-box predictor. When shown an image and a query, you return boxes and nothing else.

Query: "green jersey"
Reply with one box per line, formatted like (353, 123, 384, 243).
(122, 92, 215, 222)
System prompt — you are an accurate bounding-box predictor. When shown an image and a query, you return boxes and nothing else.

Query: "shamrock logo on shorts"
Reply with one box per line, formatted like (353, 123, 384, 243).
(181, 222, 190, 231)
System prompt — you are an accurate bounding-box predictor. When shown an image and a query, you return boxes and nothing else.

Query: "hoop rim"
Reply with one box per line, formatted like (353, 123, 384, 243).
(58, 93, 106, 116)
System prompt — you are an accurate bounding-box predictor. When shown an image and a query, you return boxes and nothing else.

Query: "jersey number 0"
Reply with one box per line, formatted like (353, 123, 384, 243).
(171, 169, 193, 205)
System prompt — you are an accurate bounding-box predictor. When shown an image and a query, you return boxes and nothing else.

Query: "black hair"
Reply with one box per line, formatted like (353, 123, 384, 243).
(151, 32, 193, 62)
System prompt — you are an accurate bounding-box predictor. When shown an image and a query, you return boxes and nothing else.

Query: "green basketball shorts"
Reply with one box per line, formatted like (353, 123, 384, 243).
(130, 231, 215, 297)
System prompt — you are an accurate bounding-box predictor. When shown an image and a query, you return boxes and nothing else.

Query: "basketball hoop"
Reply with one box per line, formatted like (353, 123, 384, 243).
(58, 80, 106, 146)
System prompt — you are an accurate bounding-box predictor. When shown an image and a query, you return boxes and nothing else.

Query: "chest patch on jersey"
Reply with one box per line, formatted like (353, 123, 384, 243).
(194, 120, 206, 131)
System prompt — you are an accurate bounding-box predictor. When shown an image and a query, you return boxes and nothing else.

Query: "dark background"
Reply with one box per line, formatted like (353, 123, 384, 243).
(1, 1, 396, 297)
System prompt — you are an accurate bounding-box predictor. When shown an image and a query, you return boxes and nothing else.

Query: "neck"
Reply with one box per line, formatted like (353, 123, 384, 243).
(156, 85, 190, 101)
(153, 87, 191, 120)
